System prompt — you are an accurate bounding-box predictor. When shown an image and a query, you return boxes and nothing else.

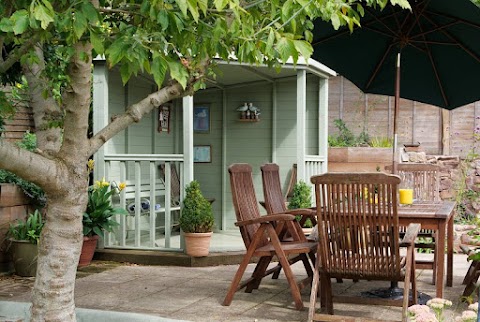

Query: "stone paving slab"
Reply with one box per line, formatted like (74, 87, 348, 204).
(0, 254, 475, 322)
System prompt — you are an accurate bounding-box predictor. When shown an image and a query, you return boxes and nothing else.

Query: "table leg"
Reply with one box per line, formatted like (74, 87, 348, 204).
(436, 221, 446, 298)
(447, 215, 454, 287)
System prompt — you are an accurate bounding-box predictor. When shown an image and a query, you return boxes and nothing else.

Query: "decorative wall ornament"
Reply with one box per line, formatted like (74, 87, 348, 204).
(158, 104, 171, 133)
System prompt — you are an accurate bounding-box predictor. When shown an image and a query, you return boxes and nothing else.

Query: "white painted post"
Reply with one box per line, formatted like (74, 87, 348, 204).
(182, 96, 194, 250)
(297, 70, 307, 184)
(183, 96, 194, 186)
(319, 78, 329, 174)
(92, 60, 109, 181)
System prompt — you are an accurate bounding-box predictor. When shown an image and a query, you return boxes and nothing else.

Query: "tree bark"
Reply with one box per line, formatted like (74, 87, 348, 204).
(31, 188, 86, 321)
(22, 45, 62, 155)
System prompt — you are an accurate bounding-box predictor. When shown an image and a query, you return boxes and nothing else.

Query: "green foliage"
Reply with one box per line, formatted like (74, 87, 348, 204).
(83, 179, 127, 237)
(288, 180, 313, 228)
(328, 119, 392, 147)
(8, 209, 44, 244)
(179, 180, 214, 233)
(1, 0, 410, 93)
(328, 119, 356, 147)
(370, 136, 393, 147)
(0, 132, 45, 206)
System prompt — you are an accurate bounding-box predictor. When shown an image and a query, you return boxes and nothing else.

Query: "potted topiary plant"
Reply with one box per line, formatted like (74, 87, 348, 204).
(81, 177, 127, 266)
(179, 180, 214, 257)
(7, 209, 44, 276)
(288, 180, 314, 233)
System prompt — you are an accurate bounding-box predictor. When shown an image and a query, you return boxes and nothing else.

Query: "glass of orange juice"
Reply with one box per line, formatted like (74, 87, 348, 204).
(399, 188, 413, 204)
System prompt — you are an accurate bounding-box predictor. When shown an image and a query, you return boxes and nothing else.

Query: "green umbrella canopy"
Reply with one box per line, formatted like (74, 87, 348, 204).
(311, 0, 480, 110)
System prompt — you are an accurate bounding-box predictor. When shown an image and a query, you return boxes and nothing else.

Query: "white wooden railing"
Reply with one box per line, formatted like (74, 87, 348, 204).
(101, 154, 184, 251)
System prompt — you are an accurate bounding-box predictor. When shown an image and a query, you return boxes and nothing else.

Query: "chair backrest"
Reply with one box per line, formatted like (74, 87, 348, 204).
(310, 172, 402, 280)
(261, 163, 288, 214)
(229, 163, 268, 249)
(158, 163, 181, 206)
(385, 163, 440, 203)
(285, 164, 297, 200)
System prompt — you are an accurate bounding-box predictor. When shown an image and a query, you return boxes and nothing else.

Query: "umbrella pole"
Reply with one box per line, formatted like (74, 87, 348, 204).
(392, 52, 401, 175)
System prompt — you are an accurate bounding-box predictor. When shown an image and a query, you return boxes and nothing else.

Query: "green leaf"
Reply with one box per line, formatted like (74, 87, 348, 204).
(33, 4, 54, 29)
(265, 29, 275, 55)
(152, 56, 168, 87)
(157, 10, 169, 30)
(106, 39, 128, 66)
(90, 31, 104, 54)
(293, 40, 313, 60)
(81, 2, 99, 24)
(275, 37, 297, 63)
(331, 14, 341, 30)
(166, 58, 188, 89)
(0, 18, 13, 32)
(175, 0, 188, 17)
(281, 0, 293, 19)
(120, 63, 131, 85)
(73, 11, 88, 39)
(187, 0, 200, 22)
(197, 0, 208, 15)
(11, 10, 29, 35)
(214, 0, 228, 11)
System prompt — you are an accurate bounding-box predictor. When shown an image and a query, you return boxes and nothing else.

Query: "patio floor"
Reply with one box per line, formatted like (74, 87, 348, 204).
(0, 252, 476, 321)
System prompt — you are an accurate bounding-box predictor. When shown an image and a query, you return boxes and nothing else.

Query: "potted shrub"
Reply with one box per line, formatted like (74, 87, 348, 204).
(179, 180, 214, 257)
(80, 178, 127, 266)
(7, 209, 44, 276)
(288, 180, 314, 233)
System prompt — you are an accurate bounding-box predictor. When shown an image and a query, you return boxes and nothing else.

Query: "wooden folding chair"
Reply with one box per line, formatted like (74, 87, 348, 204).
(308, 172, 420, 322)
(223, 163, 317, 310)
(385, 163, 440, 282)
(261, 163, 316, 231)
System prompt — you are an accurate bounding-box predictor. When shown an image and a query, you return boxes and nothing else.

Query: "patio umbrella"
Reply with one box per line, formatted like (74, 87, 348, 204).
(311, 0, 480, 173)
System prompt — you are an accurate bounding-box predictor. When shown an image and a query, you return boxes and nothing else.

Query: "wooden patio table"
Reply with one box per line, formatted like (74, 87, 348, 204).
(397, 201, 456, 298)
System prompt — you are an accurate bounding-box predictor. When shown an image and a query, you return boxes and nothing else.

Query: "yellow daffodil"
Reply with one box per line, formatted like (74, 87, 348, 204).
(94, 177, 110, 189)
(87, 159, 95, 172)
(118, 182, 126, 191)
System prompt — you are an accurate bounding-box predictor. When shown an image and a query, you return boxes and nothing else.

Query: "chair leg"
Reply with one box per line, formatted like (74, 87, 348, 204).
(308, 254, 321, 322)
(272, 263, 282, 279)
(267, 225, 304, 310)
(321, 273, 333, 314)
(301, 253, 314, 278)
(247, 256, 272, 292)
(402, 248, 415, 322)
(223, 225, 267, 306)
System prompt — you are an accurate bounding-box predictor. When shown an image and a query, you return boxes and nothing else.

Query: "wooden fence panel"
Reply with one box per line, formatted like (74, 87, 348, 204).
(328, 76, 479, 158)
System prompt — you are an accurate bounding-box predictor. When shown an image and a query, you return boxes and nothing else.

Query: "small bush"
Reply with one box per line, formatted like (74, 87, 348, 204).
(288, 181, 313, 228)
(179, 181, 214, 233)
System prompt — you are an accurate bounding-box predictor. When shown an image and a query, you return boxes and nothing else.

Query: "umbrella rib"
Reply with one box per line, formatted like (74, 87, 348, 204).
(365, 43, 395, 90)
(422, 13, 480, 64)
(415, 11, 450, 107)
(426, 10, 480, 30)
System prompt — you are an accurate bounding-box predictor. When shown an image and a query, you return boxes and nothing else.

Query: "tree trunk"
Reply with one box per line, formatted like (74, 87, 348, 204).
(30, 186, 87, 321)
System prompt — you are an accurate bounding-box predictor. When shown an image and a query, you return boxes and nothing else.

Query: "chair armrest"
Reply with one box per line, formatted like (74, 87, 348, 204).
(285, 208, 316, 216)
(399, 223, 421, 246)
(235, 213, 295, 227)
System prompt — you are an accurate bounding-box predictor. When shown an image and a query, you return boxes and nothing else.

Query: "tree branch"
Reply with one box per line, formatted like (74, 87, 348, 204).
(0, 34, 40, 74)
(0, 139, 60, 190)
(58, 41, 93, 164)
(88, 82, 185, 156)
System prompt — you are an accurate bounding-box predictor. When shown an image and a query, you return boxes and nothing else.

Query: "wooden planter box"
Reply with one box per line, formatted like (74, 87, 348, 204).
(328, 147, 393, 172)
(0, 184, 30, 207)
(0, 184, 31, 272)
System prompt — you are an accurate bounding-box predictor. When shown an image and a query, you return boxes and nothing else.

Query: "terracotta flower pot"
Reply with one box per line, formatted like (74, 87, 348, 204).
(184, 232, 212, 257)
(78, 235, 99, 267)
